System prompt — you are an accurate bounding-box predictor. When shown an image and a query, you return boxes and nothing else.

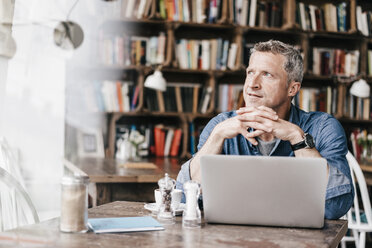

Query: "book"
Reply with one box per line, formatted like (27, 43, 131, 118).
(227, 43, 238, 70)
(192, 85, 199, 113)
(201, 40, 210, 70)
(248, 0, 257, 27)
(125, 0, 136, 18)
(309, 5, 317, 31)
(175, 86, 183, 112)
(88, 216, 164, 234)
(189, 122, 196, 155)
(170, 128, 182, 157)
(131, 85, 140, 110)
(122, 82, 131, 112)
(164, 128, 174, 157)
(299, 2, 307, 30)
(200, 86, 212, 113)
(240, 0, 249, 26)
(154, 125, 165, 157)
(116, 81, 124, 112)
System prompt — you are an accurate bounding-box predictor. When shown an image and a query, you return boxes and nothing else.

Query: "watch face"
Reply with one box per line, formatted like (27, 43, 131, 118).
(305, 133, 315, 148)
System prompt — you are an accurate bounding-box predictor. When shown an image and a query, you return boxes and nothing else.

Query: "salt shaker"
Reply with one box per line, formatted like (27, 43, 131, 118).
(60, 175, 89, 233)
(157, 173, 176, 224)
(182, 180, 201, 228)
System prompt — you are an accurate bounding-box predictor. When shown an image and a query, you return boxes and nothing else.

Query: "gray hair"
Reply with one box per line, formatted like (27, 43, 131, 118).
(250, 40, 303, 84)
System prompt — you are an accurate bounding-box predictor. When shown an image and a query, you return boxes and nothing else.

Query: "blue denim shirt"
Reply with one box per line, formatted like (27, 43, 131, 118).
(176, 104, 354, 219)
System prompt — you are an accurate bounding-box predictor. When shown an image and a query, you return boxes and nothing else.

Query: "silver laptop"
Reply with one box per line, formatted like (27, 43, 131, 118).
(200, 155, 328, 228)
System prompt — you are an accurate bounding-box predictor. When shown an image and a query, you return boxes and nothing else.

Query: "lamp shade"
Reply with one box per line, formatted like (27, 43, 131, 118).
(54, 21, 84, 50)
(144, 70, 167, 92)
(350, 79, 370, 98)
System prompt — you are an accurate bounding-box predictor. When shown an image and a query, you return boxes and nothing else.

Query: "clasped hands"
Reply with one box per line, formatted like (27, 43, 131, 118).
(213, 106, 302, 145)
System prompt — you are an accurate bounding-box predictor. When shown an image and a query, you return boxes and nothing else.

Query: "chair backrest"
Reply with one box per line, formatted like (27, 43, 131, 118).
(346, 151, 372, 231)
(0, 167, 39, 231)
(0, 137, 39, 231)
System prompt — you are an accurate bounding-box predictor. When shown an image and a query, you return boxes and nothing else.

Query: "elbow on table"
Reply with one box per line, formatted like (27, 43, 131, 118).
(325, 192, 354, 220)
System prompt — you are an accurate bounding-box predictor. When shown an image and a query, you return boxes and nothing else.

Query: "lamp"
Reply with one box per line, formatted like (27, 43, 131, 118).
(144, 69, 167, 92)
(350, 79, 370, 98)
(53, 21, 84, 50)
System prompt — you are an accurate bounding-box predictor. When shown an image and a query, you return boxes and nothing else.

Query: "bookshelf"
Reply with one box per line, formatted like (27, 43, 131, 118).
(94, 0, 372, 166)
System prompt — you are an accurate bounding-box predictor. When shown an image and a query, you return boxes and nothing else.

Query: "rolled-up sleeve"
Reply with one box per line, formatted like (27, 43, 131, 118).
(316, 114, 354, 219)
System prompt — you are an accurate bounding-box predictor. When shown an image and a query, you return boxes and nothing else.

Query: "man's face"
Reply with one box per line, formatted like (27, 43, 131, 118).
(243, 51, 291, 111)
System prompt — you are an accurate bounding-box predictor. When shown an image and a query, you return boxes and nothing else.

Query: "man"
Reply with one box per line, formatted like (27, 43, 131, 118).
(176, 40, 353, 219)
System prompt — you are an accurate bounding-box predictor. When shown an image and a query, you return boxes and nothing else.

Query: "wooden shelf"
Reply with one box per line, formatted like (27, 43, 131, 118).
(173, 21, 235, 30)
(97, 65, 246, 75)
(244, 26, 297, 34)
(108, 111, 215, 119)
(337, 118, 372, 124)
(307, 30, 362, 40)
(97, 0, 372, 160)
(303, 74, 335, 81)
(360, 165, 372, 173)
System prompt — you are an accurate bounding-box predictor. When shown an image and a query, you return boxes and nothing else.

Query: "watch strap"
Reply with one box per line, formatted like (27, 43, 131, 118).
(290, 140, 307, 151)
(290, 133, 315, 151)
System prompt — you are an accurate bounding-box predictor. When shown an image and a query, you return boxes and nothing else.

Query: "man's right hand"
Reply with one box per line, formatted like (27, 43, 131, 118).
(213, 106, 278, 145)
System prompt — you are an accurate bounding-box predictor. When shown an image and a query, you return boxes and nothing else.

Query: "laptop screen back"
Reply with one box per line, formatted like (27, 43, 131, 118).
(200, 155, 327, 228)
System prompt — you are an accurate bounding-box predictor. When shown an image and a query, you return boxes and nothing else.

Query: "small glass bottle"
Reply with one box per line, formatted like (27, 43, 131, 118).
(157, 173, 175, 224)
(182, 181, 201, 228)
(60, 175, 89, 233)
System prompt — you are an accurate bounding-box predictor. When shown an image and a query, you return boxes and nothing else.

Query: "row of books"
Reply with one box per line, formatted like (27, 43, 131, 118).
(100, 33, 167, 67)
(97, 81, 139, 112)
(296, 2, 349, 32)
(107, 0, 372, 37)
(157, 0, 223, 23)
(121, 0, 154, 19)
(108, 0, 284, 28)
(335, 84, 371, 120)
(230, 0, 282, 28)
(312, 48, 359, 77)
(217, 84, 244, 112)
(356, 6, 372, 37)
(294, 86, 371, 121)
(109, 0, 223, 22)
(293, 87, 335, 114)
(176, 39, 238, 70)
(115, 124, 183, 157)
(144, 82, 212, 113)
(347, 94, 371, 120)
(215, 84, 370, 121)
(154, 125, 183, 157)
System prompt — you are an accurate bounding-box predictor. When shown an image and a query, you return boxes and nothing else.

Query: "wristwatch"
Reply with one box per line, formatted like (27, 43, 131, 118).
(290, 133, 315, 151)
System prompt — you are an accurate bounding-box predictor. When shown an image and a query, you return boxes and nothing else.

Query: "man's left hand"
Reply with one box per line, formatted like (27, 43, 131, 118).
(236, 106, 304, 144)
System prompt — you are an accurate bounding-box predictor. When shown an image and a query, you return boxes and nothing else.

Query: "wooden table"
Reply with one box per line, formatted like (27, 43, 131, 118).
(0, 201, 348, 248)
(67, 157, 182, 206)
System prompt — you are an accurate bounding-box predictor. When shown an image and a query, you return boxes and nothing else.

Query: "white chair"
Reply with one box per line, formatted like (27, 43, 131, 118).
(341, 151, 372, 248)
(0, 137, 39, 231)
(0, 167, 39, 231)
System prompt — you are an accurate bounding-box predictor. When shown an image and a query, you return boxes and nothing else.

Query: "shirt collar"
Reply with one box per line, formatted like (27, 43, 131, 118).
(288, 104, 300, 126)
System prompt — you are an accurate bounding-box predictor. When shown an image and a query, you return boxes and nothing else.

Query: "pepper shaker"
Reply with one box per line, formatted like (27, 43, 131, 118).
(157, 173, 176, 224)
